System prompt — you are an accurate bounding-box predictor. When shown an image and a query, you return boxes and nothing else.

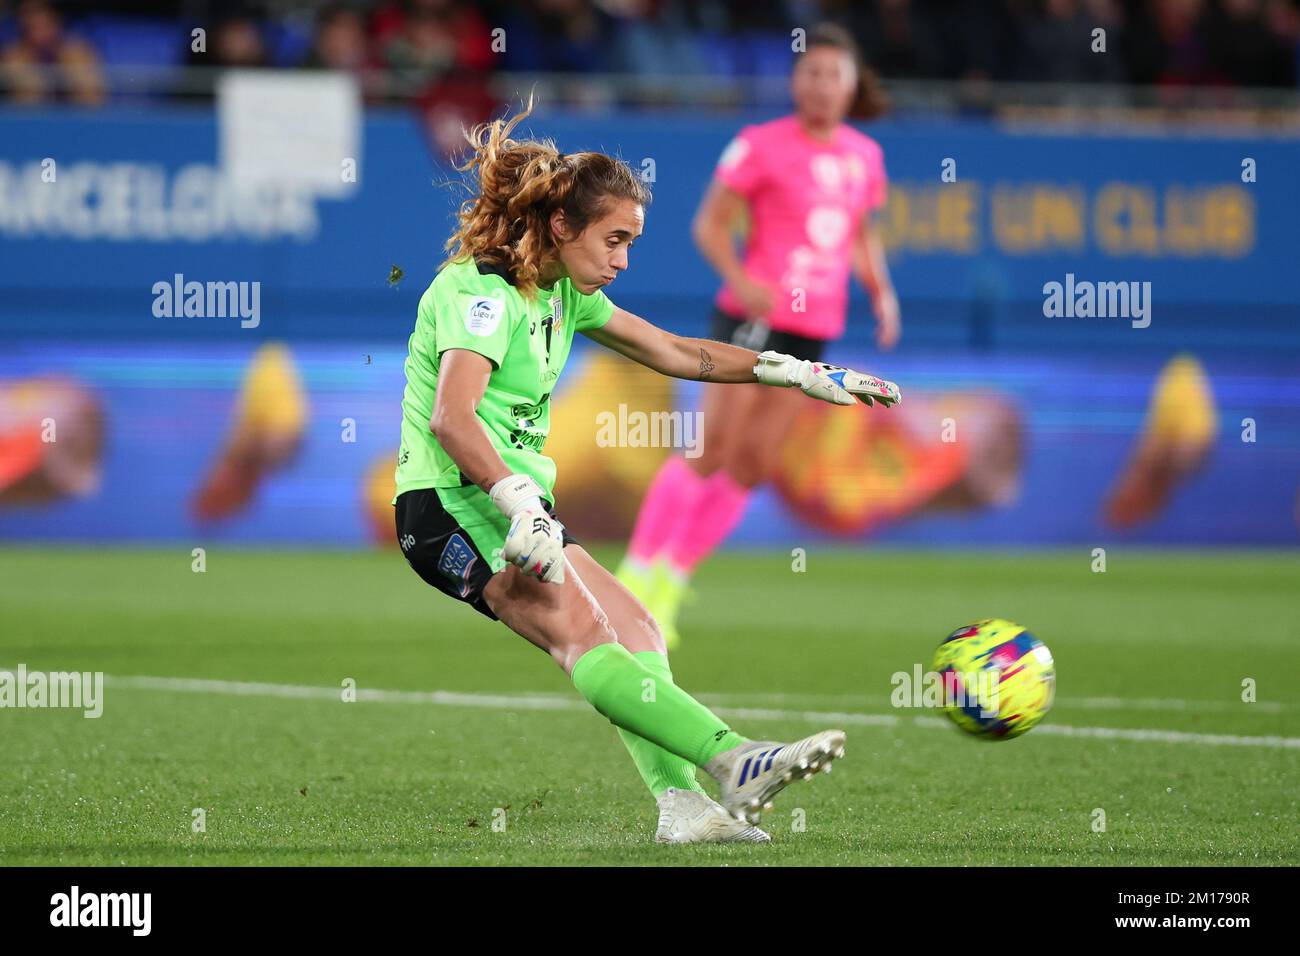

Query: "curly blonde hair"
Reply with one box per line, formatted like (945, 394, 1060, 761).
(443, 99, 651, 297)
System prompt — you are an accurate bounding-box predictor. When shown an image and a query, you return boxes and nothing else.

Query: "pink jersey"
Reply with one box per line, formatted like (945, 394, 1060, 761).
(713, 115, 887, 341)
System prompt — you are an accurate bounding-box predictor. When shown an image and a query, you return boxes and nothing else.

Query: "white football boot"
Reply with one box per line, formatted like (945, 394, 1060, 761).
(704, 730, 846, 824)
(654, 788, 771, 844)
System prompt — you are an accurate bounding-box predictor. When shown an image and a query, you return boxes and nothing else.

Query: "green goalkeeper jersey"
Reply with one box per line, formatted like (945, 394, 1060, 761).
(393, 256, 615, 502)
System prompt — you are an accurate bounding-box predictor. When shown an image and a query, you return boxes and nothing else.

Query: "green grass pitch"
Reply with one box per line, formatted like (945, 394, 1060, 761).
(1, 546, 1296, 866)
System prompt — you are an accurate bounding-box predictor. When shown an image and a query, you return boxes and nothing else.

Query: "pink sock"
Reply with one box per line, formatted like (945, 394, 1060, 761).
(666, 468, 752, 575)
(626, 456, 709, 565)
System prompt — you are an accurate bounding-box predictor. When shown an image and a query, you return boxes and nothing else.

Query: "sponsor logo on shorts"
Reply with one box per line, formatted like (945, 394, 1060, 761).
(437, 533, 477, 597)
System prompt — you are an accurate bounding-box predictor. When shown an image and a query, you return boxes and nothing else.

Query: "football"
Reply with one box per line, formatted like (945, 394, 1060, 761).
(932, 619, 1056, 739)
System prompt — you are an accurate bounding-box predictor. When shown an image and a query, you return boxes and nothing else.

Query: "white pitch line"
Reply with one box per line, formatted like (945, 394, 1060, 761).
(1067, 695, 1286, 714)
(103, 673, 1300, 750)
(695, 691, 1287, 714)
(112, 675, 581, 712)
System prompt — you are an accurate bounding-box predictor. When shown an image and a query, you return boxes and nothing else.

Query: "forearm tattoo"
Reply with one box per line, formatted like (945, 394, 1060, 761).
(698, 347, 716, 380)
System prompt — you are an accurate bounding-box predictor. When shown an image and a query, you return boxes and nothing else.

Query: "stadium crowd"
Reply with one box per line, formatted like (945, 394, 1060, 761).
(1, 0, 1297, 107)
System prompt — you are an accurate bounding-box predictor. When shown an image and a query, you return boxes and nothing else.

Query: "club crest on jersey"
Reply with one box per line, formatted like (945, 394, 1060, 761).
(464, 295, 503, 337)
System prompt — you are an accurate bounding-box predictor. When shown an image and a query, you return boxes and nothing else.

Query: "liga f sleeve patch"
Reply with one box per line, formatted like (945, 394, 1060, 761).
(430, 284, 512, 369)
(464, 295, 504, 336)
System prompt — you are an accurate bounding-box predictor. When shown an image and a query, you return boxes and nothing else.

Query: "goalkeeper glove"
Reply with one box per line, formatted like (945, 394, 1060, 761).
(489, 473, 566, 584)
(753, 350, 901, 407)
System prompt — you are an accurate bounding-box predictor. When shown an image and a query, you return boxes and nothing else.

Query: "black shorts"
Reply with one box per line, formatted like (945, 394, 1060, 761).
(395, 486, 578, 621)
(708, 307, 828, 363)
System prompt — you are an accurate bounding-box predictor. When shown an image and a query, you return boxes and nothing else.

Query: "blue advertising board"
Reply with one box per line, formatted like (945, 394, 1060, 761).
(2, 106, 1297, 348)
(1, 104, 1297, 546)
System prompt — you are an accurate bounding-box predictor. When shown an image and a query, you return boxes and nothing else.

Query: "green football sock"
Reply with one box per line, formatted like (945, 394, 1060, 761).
(571, 642, 746, 768)
(615, 651, 707, 797)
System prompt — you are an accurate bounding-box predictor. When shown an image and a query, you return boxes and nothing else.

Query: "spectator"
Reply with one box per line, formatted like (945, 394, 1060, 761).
(373, 0, 492, 87)
(1266, 0, 1300, 86)
(825, 0, 945, 80)
(1126, 0, 1213, 87)
(498, 0, 613, 73)
(1207, 0, 1297, 86)
(172, 8, 269, 100)
(611, 0, 709, 79)
(1019, 0, 1126, 83)
(204, 15, 271, 68)
(370, 1, 495, 155)
(6, 0, 1298, 108)
(0, 0, 105, 105)
(303, 4, 373, 71)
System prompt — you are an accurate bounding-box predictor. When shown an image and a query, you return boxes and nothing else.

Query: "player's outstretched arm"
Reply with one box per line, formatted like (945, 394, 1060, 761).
(583, 306, 900, 406)
(584, 306, 762, 383)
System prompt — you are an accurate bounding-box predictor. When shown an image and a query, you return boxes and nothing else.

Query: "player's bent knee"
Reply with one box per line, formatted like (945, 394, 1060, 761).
(486, 559, 623, 672)
(626, 610, 667, 655)
(545, 579, 619, 666)
(548, 609, 618, 673)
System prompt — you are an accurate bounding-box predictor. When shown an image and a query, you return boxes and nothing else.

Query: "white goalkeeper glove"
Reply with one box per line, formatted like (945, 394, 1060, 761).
(753, 350, 901, 408)
(489, 473, 566, 585)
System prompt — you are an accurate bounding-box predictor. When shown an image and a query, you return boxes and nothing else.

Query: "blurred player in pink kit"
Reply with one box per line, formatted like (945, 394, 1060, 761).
(617, 24, 900, 646)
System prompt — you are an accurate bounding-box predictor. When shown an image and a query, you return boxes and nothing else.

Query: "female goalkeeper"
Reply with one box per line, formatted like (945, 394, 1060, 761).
(618, 24, 899, 646)
(393, 101, 899, 845)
